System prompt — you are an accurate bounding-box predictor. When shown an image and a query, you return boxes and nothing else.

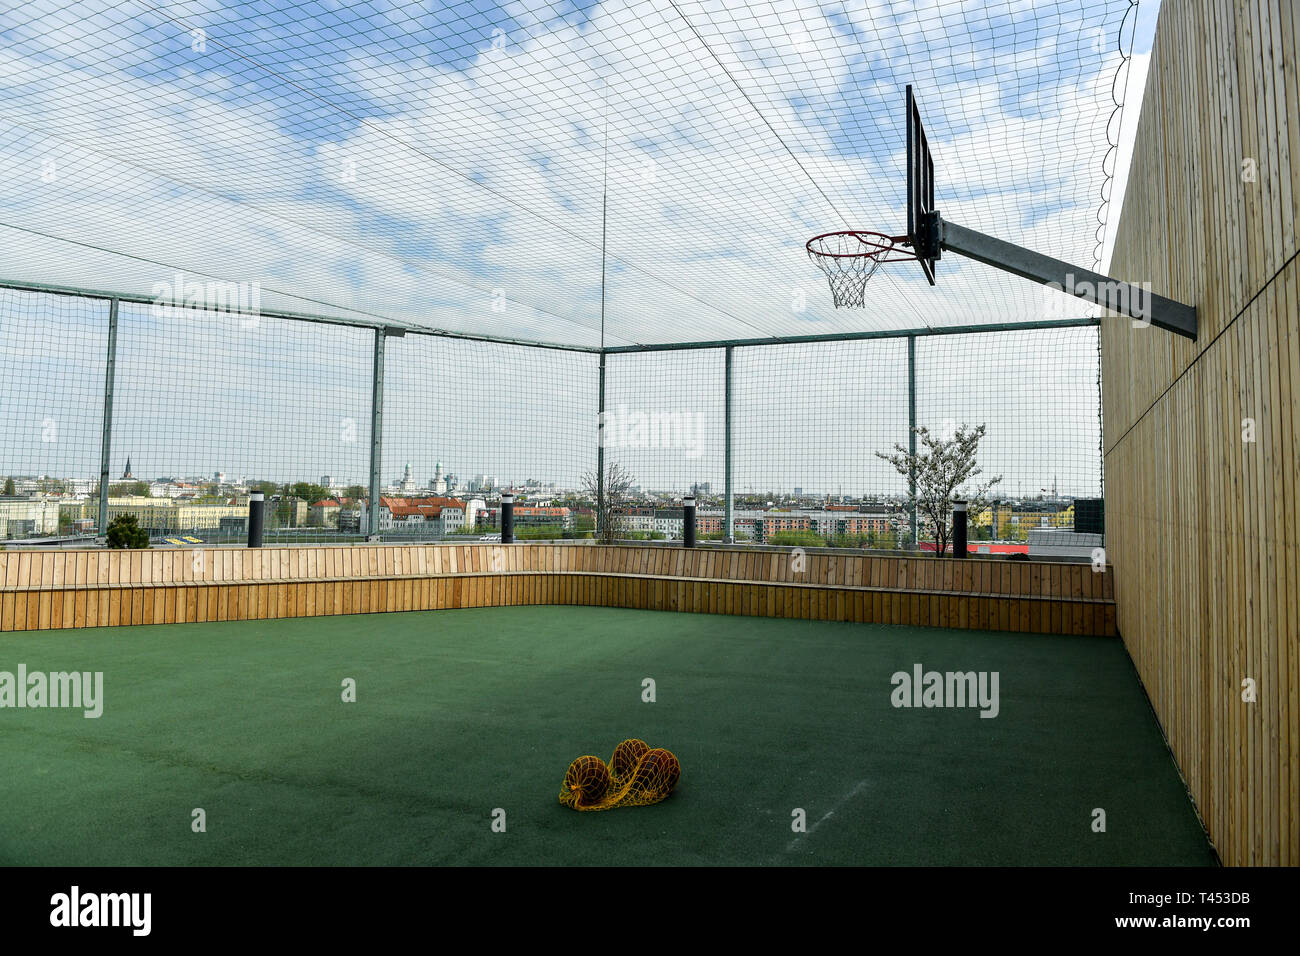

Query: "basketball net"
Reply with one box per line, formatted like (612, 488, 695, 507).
(806, 230, 913, 308)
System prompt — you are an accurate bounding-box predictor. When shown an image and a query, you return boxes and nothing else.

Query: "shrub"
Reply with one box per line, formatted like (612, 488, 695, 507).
(767, 529, 827, 547)
(105, 514, 150, 549)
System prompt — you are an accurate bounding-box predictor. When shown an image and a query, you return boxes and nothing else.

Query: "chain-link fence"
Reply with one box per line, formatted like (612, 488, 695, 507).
(1, 281, 1102, 552)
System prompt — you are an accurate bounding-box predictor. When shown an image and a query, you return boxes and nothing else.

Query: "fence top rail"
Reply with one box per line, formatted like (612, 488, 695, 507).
(0, 276, 602, 354)
(601, 317, 1102, 352)
(2, 276, 1098, 353)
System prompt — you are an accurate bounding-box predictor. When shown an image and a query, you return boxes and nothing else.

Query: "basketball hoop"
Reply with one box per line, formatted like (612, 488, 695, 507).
(806, 230, 917, 308)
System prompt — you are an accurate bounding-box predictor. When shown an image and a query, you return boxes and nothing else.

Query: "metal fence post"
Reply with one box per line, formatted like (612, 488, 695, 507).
(907, 334, 918, 548)
(597, 351, 606, 535)
(367, 327, 387, 540)
(97, 297, 119, 538)
(724, 345, 734, 543)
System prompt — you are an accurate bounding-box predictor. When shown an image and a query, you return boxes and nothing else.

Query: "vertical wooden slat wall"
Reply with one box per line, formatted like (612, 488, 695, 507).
(0, 543, 1113, 636)
(1101, 0, 1298, 866)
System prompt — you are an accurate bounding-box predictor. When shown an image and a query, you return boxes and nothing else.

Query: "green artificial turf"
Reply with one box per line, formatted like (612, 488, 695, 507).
(0, 606, 1216, 866)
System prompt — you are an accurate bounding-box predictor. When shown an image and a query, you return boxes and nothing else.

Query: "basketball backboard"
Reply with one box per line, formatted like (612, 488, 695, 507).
(906, 84, 937, 284)
(805, 86, 1195, 338)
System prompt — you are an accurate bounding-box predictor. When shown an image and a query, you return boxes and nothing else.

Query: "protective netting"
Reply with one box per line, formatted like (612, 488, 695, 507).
(112, 302, 373, 490)
(731, 339, 910, 500)
(383, 335, 598, 507)
(0, 288, 106, 539)
(913, 326, 1102, 501)
(604, 349, 724, 499)
(559, 739, 681, 811)
(0, 0, 1137, 345)
(0, 284, 1103, 547)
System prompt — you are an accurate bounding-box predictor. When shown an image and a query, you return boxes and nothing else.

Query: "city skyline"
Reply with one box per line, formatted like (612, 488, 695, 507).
(2, 455, 1097, 504)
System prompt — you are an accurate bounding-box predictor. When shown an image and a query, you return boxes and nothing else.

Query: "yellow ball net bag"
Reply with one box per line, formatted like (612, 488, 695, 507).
(558, 738, 681, 811)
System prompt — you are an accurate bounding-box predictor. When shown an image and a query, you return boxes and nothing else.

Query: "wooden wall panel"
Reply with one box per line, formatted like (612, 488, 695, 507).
(1102, 0, 1298, 866)
(0, 542, 1107, 594)
(0, 542, 1111, 637)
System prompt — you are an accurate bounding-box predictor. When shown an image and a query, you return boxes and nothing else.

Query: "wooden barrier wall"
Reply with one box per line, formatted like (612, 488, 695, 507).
(0, 543, 1115, 636)
(1101, 0, 1298, 865)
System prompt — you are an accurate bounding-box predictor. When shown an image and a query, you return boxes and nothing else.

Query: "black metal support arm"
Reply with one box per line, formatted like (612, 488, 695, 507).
(921, 214, 1198, 340)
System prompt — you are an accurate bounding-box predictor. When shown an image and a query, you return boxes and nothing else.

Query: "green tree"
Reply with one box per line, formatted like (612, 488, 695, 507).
(343, 484, 368, 502)
(288, 482, 331, 505)
(876, 424, 1003, 557)
(2, 477, 14, 496)
(105, 514, 150, 549)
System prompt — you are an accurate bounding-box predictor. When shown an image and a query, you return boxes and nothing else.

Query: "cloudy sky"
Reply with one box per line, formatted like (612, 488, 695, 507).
(0, 0, 1157, 495)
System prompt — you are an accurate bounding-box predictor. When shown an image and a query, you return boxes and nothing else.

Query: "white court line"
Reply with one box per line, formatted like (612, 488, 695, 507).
(786, 778, 871, 852)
